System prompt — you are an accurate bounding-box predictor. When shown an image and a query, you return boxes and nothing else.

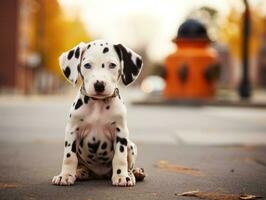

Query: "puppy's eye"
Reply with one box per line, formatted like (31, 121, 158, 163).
(109, 63, 116, 69)
(84, 63, 92, 69)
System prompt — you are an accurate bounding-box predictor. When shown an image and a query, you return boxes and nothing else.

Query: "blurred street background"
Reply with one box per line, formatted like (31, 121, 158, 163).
(1, 0, 266, 200)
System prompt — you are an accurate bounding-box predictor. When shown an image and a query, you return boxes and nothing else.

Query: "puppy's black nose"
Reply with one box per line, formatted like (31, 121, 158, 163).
(94, 80, 105, 93)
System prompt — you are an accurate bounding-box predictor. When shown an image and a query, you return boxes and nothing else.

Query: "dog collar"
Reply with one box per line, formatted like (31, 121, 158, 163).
(80, 86, 120, 101)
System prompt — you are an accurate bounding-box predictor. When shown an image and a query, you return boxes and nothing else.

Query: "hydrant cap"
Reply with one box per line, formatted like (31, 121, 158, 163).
(175, 19, 210, 41)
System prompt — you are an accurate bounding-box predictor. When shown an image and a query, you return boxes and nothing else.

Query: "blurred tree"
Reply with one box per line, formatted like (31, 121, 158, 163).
(36, 0, 90, 75)
(218, 3, 264, 60)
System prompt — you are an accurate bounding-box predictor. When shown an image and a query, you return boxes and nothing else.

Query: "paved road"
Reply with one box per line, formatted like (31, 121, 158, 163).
(0, 96, 266, 200)
(0, 142, 266, 200)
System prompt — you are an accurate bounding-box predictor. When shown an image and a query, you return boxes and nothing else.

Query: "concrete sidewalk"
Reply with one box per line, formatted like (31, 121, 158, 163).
(0, 142, 266, 200)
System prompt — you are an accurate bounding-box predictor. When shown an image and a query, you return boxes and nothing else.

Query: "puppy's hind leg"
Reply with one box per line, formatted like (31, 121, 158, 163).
(127, 141, 146, 182)
(76, 164, 93, 181)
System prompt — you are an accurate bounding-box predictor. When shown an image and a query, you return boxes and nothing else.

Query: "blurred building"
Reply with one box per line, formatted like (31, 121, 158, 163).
(0, 0, 89, 94)
(0, 1, 19, 92)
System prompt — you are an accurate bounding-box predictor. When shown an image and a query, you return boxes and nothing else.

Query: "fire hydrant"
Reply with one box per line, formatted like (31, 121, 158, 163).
(164, 19, 220, 99)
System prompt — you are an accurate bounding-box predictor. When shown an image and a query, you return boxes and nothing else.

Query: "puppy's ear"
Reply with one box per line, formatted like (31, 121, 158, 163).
(113, 44, 143, 86)
(59, 42, 86, 86)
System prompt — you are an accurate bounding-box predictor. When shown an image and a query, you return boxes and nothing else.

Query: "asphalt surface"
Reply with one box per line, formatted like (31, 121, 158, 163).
(0, 95, 266, 200)
(0, 142, 266, 200)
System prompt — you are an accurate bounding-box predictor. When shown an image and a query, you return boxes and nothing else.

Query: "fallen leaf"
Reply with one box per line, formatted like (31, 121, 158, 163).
(178, 190, 200, 196)
(176, 190, 262, 200)
(155, 160, 203, 176)
(240, 194, 262, 200)
(0, 183, 19, 189)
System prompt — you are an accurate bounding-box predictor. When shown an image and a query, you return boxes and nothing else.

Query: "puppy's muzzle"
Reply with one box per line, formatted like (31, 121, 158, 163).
(94, 80, 105, 93)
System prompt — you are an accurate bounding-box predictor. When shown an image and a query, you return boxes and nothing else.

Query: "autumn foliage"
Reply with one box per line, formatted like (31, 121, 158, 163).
(29, 0, 90, 76)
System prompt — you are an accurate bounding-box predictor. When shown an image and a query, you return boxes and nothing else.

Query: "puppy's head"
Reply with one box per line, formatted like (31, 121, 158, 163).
(59, 40, 143, 99)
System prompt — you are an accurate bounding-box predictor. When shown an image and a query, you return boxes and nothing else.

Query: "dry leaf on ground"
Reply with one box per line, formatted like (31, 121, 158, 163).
(176, 190, 262, 200)
(0, 183, 19, 189)
(155, 160, 203, 176)
(240, 194, 262, 200)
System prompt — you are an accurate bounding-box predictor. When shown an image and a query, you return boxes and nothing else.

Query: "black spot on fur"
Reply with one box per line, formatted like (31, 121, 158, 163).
(116, 127, 120, 132)
(103, 47, 109, 53)
(78, 149, 82, 154)
(76, 128, 80, 131)
(65, 141, 68, 147)
(101, 142, 107, 149)
(75, 47, 80, 58)
(69, 114, 71, 118)
(75, 99, 83, 110)
(84, 96, 90, 104)
(63, 66, 71, 79)
(130, 146, 133, 150)
(117, 169, 121, 174)
(116, 136, 127, 146)
(67, 50, 74, 60)
(93, 137, 96, 141)
(136, 57, 142, 69)
(106, 106, 110, 110)
(102, 63, 104, 68)
(88, 141, 100, 154)
(113, 45, 122, 60)
(80, 138, 84, 147)
(71, 140, 76, 153)
(87, 44, 91, 49)
(100, 44, 103, 46)
(111, 121, 116, 125)
(120, 145, 124, 152)
(66, 153, 71, 158)
(113, 44, 142, 85)
(126, 177, 130, 182)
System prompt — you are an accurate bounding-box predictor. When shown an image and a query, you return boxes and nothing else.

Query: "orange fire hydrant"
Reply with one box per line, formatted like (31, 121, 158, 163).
(164, 19, 220, 99)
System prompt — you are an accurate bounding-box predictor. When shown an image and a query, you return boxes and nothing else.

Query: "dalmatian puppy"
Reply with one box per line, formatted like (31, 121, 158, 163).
(52, 40, 145, 187)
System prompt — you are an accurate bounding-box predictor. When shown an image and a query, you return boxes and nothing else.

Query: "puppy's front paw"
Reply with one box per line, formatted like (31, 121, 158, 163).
(52, 173, 76, 186)
(112, 174, 135, 187)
